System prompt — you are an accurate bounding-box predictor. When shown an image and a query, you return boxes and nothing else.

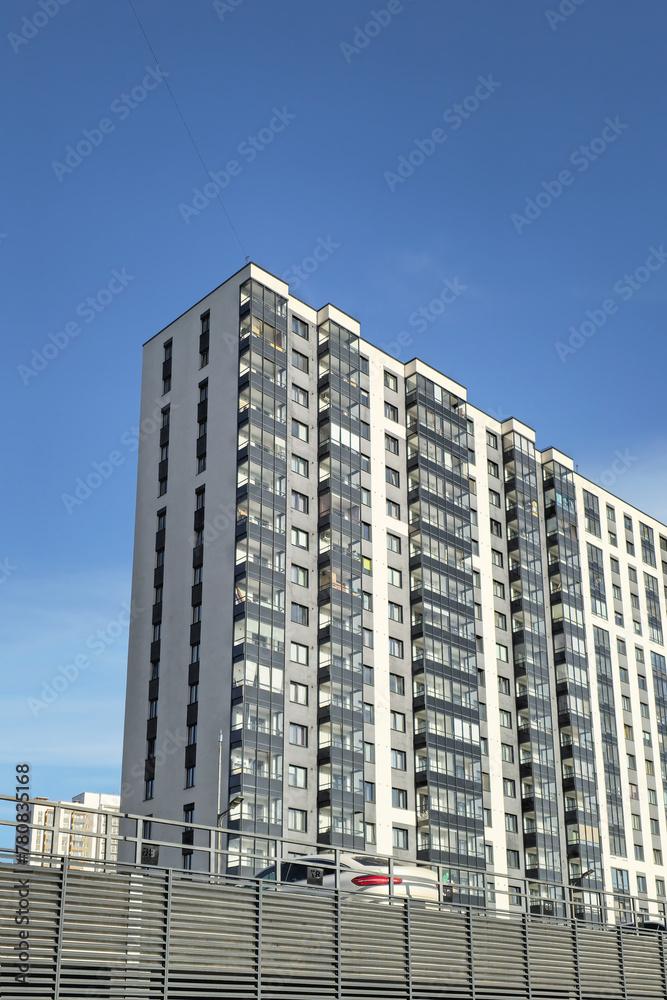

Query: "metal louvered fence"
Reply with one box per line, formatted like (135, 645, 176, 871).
(2, 857, 667, 1000)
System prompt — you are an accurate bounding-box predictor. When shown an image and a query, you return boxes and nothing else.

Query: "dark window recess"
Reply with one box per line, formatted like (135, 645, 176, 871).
(146, 717, 158, 740)
(191, 583, 203, 606)
(197, 400, 208, 423)
(192, 546, 204, 569)
(190, 623, 201, 645)
(159, 425, 169, 447)
(193, 508, 205, 532)
(199, 313, 210, 349)
(155, 529, 166, 551)
(188, 662, 200, 685)
(151, 603, 162, 625)
(186, 702, 198, 727)
(158, 459, 169, 482)
(196, 435, 207, 458)
(184, 745, 197, 769)
(162, 358, 172, 381)
(153, 565, 164, 588)
(144, 759, 156, 780)
(150, 640, 161, 662)
(148, 678, 160, 702)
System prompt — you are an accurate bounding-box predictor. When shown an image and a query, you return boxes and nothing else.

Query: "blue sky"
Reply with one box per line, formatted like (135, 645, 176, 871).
(1, 0, 666, 837)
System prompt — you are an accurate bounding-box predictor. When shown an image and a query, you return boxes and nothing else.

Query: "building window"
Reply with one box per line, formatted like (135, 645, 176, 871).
(498, 676, 511, 696)
(189, 683, 199, 704)
(386, 467, 400, 487)
(393, 827, 408, 850)
(144, 779, 154, 800)
(291, 602, 308, 626)
(387, 532, 402, 553)
(484, 808, 492, 827)
(391, 749, 407, 770)
(389, 637, 404, 658)
(489, 489, 501, 508)
(288, 765, 307, 788)
(499, 709, 512, 728)
(490, 519, 502, 538)
(362, 521, 372, 541)
(634, 844, 644, 862)
(291, 564, 308, 587)
(501, 743, 514, 762)
(492, 549, 503, 567)
(496, 643, 509, 662)
(392, 788, 408, 809)
(187, 724, 197, 746)
(388, 567, 402, 588)
(384, 371, 398, 391)
(364, 665, 374, 685)
(289, 681, 308, 705)
(390, 711, 406, 732)
(292, 317, 308, 339)
(364, 782, 375, 803)
(507, 850, 520, 869)
(291, 419, 308, 442)
(289, 723, 308, 746)
(291, 455, 309, 478)
(386, 500, 400, 519)
(362, 592, 373, 611)
(487, 460, 499, 478)
(290, 642, 309, 666)
(364, 703, 374, 724)
(288, 808, 307, 832)
(291, 490, 308, 513)
(291, 526, 309, 549)
(389, 673, 405, 695)
(149, 699, 158, 719)
(362, 628, 374, 648)
(185, 767, 196, 788)
(385, 433, 399, 455)
(292, 349, 308, 372)
(388, 601, 403, 622)
(384, 402, 398, 422)
(361, 487, 371, 506)
(495, 611, 507, 630)
(505, 813, 518, 833)
(291, 384, 309, 407)
(364, 741, 375, 763)
(503, 778, 516, 798)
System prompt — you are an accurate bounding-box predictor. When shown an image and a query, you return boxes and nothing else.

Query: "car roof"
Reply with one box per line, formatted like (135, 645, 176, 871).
(285, 854, 438, 878)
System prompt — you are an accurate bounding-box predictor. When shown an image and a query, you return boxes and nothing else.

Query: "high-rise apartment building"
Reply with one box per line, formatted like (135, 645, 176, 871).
(121, 263, 667, 915)
(22, 793, 120, 867)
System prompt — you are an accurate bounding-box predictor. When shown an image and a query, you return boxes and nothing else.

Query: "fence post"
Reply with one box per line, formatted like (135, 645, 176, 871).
(467, 905, 476, 1000)
(617, 925, 628, 1000)
(659, 929, 667, 1000)
(257, 879, 263, 1000)
(522, 912, 532, 1000)
(572, 918, 582, 1000)
(162, 867, 172, 1000)
(336, 876, 342, 1000)
(54, 857, 68, 999)
(405, 899, 413, 1000)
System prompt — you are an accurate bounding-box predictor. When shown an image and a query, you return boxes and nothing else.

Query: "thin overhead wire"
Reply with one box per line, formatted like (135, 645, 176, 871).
(127, 0, 248, 261)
